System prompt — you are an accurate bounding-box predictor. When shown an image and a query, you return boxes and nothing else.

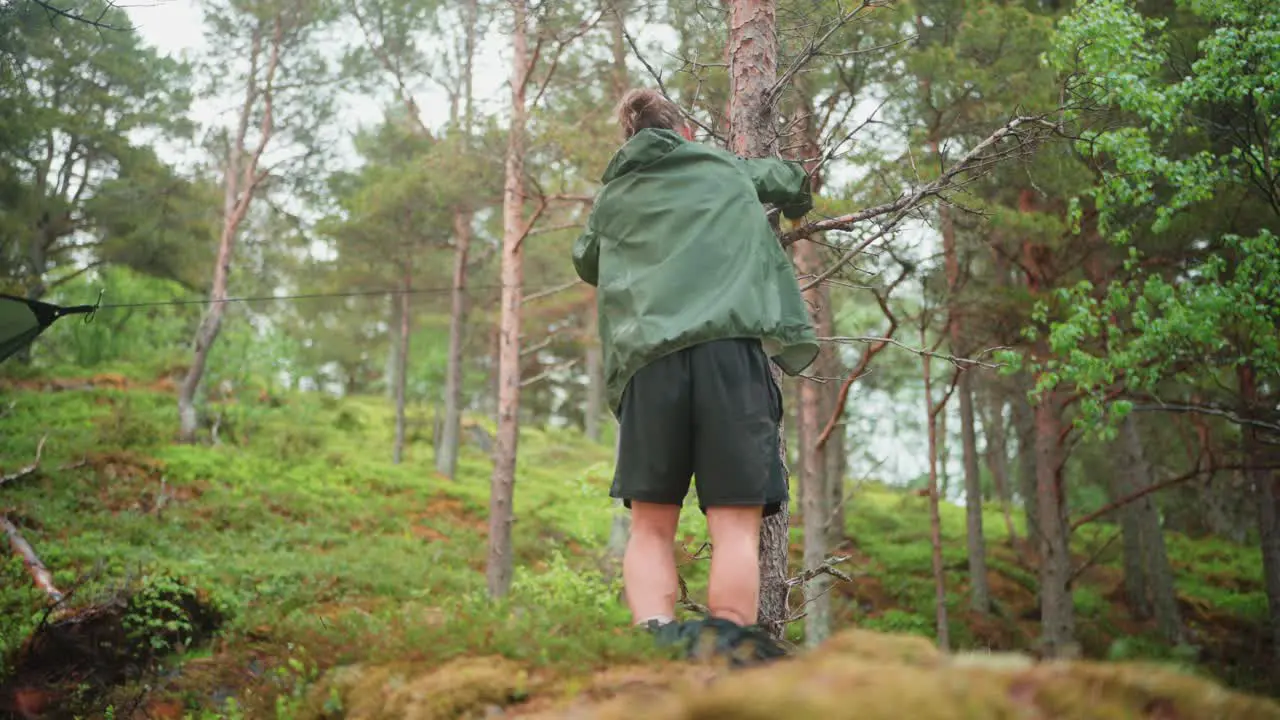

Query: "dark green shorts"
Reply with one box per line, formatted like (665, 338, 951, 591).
(611, 338, 787, 517)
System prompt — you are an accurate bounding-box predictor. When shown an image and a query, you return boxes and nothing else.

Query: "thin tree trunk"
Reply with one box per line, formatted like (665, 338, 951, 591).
(586, 1, 627, 444)
(727, 0, 789, 640)
(958, 371, 990, 613)
(486, 0, 529, 599)
(393, 264, 412, 465)
(385, 294, 400, 400)
(437, 0, 479, 479)
(1034, 386, 1075, 658)
(1114, 415, 1151, 620)
(826, 406, 846, 549)
(600, 1, 630, 562)
(1240, 364, 1280, 664)
(938, 405, 950, 499)
(981, 390, 1019, 549)
(797, 238, 830, 648)
(604, 426, 629, 573)
(179, 17, 280, 443)
(1119, 413, 1183, 643)
(1012, 376, 1040, 544)
(923, 329, 950, 652)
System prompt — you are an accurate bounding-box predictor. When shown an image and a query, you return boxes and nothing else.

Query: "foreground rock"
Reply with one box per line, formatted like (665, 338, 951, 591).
(300, 628, 1280, 720)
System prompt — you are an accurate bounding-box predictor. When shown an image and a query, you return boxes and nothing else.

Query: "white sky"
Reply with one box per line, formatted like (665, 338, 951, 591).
(123, 0, 954, 489)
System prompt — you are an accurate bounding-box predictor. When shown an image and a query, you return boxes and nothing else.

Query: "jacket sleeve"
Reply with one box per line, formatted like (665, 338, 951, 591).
(572, 225, 600, 287)
(739, 157, 814, 220)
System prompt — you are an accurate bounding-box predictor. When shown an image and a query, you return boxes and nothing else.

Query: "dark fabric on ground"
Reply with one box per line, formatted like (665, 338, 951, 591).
(611, 337, 786, 517)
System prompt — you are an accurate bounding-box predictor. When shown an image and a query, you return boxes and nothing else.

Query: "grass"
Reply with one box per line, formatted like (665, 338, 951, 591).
(0, 367, 1273, 717)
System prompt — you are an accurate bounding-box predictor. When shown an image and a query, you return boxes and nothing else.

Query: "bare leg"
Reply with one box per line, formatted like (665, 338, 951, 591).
(705, 505, 764, 626)
(623, 500, 682, 624)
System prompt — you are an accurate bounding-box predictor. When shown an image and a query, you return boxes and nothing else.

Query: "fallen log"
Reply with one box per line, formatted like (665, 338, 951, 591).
(0, 514, 64, 603)
(0, 434, 47, 489)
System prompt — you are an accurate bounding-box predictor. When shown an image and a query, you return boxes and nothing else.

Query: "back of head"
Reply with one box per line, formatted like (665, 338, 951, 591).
(615, 88, 683, 140)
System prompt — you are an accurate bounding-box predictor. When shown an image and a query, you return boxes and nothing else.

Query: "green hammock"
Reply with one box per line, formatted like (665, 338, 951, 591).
(0, 293, 99, 364)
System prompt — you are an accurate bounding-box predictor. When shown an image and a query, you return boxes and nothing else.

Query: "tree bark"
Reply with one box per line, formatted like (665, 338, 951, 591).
(385, 294, 400, 400)
(393, 264, 412, 464)
(486, 0, 528, 599)
(1240, 364, 1280, 663)
(1012, 376, 1040, 542)
(1114, 415, 1151, 620)
(923, 332, 950, 652)
(958, 371, 990, 613)
(587, 0, 627, 444)
(1034, 387, 1075, 658)
(436, 0, 479, 480)
(980, 389, 1019, 549)
(1118, 413, 1183, 643)
(797, 241, 830, 648)
(600, 0, 630, 563)
(727, 0, 790, 640)
(178, 16, 280, 443)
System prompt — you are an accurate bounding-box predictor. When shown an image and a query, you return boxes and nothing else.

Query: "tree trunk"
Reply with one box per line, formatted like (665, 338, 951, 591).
(980, 389, 1019, 549)
(437, 0, 479, 480)
(727, 0, 790, 640)
(958, 371, 990, 613)
(1240, 364, 1280, 664)
(393, 265, 412, 465)
(486, 0, 528, 600)
(938, 405, 950, 500)
(796, 238, 830, 648)
(604, 426, 629, 573)
(923, 333, 950, 652)
(385, 294, 400, 400)
(1012, 377, 1040, 543)
(826, 404, 846, 549)
(600, 0, 630, 562)
(1119, 413, 1182, 643)
(178, 17, 278, 444)
(1034, 387, 1075, 658)
(587, 0, 627, 444)
(1114, 415, 1151, 620)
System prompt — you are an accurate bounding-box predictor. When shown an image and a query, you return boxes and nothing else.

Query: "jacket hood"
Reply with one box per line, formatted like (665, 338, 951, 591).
(601, 128, 686, 183)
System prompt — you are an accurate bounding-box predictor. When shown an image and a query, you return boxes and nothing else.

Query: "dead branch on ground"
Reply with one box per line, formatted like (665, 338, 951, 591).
(1, 514, 64, 603)
(0, 434, 47, 489)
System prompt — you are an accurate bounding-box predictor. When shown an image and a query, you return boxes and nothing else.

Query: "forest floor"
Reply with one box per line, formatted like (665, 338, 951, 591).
(0, 367, 1276, 718)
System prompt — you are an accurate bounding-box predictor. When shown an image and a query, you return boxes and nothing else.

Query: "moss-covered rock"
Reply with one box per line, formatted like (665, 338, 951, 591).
(304, 629, 1280, 720)
(301, 656, 530, 720)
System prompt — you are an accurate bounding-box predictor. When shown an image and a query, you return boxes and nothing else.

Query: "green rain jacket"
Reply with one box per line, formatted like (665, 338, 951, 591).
(572, 127, 821, 417)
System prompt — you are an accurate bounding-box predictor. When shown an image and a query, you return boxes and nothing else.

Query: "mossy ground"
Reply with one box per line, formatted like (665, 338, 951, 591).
(0, 366, 1273, 718)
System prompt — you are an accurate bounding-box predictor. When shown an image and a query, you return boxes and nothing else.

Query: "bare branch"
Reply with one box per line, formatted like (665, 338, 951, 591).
(614, 10, 725, 143)
(28, 0, 131, 30)
(768, 0, 889, 107)
(520, 358, 579, 388)
(789, 115, 1060, 289)
(820, 336, 1008, 370)
(522, 278, 581, 304)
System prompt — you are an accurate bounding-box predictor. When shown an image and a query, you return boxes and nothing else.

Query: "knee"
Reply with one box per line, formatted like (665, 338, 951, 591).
(629, 501, 681, 540)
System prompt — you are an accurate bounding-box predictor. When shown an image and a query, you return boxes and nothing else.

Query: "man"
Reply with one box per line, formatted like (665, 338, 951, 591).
(573, 88, 819, 664)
